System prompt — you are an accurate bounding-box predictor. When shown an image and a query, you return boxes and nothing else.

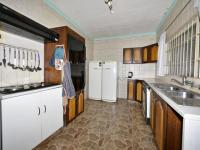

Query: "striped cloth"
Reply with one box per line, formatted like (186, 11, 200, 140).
(62, 61, 76, 98)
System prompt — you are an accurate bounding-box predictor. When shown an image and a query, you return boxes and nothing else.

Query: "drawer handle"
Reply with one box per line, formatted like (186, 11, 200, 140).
(44, 105, 47, 113)
(38, 107, 40, 116)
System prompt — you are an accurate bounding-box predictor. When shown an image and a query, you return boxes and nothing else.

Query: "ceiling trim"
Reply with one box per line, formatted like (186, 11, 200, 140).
(156, 0, 177, 32)
(94, 32, 156, 41)
(43, 0, 90, 38)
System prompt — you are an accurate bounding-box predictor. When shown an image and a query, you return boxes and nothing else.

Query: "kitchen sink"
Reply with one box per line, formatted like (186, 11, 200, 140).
(166, 91, 200, 99)
(152, 83, 183, 91)
(152, 83, 200, 107)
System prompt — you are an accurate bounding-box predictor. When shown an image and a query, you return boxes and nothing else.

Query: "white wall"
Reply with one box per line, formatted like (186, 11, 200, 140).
(93, 34, 157, 98)
(0, 31, 44, 87)
(0, 0, 93, 97)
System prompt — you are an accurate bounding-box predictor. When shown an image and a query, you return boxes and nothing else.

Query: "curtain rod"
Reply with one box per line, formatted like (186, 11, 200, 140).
(165, 0, 192, 31)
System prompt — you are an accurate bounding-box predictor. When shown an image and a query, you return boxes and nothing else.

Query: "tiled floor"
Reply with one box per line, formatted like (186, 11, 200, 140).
(35, 100, 157, 150)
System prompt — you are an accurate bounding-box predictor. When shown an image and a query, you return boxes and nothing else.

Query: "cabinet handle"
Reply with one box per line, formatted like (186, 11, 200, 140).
(38, 107, 40, 116)
(44, 105, 47, 113)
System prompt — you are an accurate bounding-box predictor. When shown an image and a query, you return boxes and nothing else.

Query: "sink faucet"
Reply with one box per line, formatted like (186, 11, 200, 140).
(171, 76, 193, 87)
(171, 78, 184, 86)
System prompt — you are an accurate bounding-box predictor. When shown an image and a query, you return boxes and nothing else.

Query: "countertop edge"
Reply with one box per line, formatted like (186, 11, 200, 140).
(0, 84, 62, 100)
(144, 79, 200, 120)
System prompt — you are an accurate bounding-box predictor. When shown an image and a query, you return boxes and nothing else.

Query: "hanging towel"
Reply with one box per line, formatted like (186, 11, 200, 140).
(49, 46, 65, 67)
(157, 32, 167, 76)
(62, 61, 76, 98)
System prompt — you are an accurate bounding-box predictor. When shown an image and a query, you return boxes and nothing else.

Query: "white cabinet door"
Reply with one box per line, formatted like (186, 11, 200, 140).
(41, 88, 63, 140)
(2, 93, 42, 150)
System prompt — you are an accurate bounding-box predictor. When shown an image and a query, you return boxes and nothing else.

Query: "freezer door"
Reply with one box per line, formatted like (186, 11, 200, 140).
(102, 62, 117, 102)
(89, 61, 102, 100)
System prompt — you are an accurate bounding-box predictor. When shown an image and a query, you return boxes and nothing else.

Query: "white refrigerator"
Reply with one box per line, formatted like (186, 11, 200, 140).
(89, 61, 117, 102)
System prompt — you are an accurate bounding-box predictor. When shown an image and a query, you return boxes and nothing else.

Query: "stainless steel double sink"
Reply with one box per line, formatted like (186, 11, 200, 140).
(152, 83, 200, 107)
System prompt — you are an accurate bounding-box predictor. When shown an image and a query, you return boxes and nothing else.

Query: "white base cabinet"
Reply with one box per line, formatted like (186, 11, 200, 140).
(2, 87, 63, 150)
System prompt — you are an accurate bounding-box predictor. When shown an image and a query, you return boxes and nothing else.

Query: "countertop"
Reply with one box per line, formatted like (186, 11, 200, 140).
(143, 78, 200, 120)
(0, 84, 62, 100)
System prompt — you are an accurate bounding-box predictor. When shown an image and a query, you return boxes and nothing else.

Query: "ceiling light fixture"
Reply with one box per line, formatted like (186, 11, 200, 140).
(105, 0, 114, 14)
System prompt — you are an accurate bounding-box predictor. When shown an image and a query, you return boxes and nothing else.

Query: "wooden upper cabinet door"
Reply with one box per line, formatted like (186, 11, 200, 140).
(155, 99, 166, 150)
(133, 48, 142, 63)
(123, 48, 132, 64)
(127, 80, 134, 100)
(166, 106, 182, 150)
(150, 92, 156, 133)
(143, 47, 148, 63)
(150, 45, 158, 61)
(136, 81, 142, 102)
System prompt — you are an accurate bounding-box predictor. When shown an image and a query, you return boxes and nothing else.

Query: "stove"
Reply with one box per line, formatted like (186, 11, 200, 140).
(0, 82, 54, 94)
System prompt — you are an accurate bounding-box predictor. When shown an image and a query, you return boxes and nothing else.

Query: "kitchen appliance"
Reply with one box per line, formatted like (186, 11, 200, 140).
(89, 61, 117, 102)
(128, 71, 133, 78)
(142, 81, 151, 124)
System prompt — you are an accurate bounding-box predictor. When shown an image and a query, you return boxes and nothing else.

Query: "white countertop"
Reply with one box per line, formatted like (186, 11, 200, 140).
(143, 78, 200, 120)
(0, 84, 62, 100)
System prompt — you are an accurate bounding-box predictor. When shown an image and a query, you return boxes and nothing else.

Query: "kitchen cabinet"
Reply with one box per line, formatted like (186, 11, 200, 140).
(123, 48, 132, 64)
(143, 47, 148, 62)
(135, 80, 143, 102)
(127, 80, 142, 102)
(77, 91, 84, 115)
(44, 26, 85, 85)
(127, 80, 135, 100)
(142, 43, 158, 63)
(166, 106, 182, 150)
(66, 97, 76, 123)
(133, 48, 142, 63)
(123, 43, 157, 64)
(1, 87, 63, 150)
(150, 89, 183, 150)
(155, 97, 167, 150)
(41, 89, 63, 140)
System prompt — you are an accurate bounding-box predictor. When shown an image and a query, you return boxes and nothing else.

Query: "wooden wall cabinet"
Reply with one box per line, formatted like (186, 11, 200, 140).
(127, 80, 142, 102)
(123, 48, 132, 64)
(133, 48, 142, 63)
(142, 43, 158, 63)
(123, 43, 158, 64)
(44, 26, 85, 84)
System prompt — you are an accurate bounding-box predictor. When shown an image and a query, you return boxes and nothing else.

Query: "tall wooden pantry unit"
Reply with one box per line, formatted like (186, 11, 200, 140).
(44, 26, 85, 125)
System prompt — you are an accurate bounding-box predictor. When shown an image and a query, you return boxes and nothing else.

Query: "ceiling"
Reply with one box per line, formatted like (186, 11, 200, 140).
(44, 0, 172, 39)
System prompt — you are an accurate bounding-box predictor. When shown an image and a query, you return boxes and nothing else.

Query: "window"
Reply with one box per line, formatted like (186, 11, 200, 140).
(166, 18, 200, 78)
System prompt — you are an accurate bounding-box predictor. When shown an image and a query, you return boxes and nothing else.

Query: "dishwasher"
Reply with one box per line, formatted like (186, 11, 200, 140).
(142, 81, 151, 124)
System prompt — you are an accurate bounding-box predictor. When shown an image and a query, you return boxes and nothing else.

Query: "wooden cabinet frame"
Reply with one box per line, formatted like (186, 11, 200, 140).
(150, 89, 183, 150)
(123, 43, 158, 64)
(142, 43, 158, 63)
